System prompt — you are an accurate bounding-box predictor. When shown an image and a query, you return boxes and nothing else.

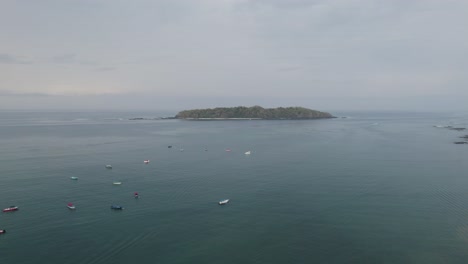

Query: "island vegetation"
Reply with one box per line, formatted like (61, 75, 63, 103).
(175, 106, 335, 120)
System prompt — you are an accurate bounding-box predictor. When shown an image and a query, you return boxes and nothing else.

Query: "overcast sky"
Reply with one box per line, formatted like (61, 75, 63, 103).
(1, 0, 467, 112)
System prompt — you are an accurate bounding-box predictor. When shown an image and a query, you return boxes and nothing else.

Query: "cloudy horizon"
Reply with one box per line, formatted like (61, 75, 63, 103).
(1, 0, 467, 111)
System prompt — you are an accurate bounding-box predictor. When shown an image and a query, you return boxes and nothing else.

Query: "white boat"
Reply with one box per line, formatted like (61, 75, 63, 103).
(144, 160, 150, 164)
(67, 203, 76, 210)
(218, 199, 229, 205)
(106, 165, 112, 169)
(70, 177, 78, 180)
(113, 182, 122, 185)
(245, 151, 251, 155)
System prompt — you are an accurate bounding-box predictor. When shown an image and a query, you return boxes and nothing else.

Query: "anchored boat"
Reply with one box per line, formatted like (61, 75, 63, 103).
(0, 229, 6, 234)
(3, 206, 18, 212)
(67, 203, 76, 210)
(111, 205, 124, 210)
(218, 199, 229, 205)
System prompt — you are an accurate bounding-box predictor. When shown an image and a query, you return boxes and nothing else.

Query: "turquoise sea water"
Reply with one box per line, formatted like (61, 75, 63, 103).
(1, 111, 468, 264)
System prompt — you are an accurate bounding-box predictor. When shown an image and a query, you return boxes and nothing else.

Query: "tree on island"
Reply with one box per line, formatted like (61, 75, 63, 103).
(175, 106, 334, 119)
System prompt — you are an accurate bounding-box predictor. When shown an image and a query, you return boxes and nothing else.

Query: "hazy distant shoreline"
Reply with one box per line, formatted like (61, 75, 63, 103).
(182, 117, 262, 120)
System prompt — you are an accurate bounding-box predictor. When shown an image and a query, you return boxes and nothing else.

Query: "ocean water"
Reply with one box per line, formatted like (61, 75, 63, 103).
(1, 111, 468, 264)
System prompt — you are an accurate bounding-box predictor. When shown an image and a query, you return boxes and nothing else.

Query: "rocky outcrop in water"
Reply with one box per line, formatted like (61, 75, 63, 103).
(175, 106, 335, 120)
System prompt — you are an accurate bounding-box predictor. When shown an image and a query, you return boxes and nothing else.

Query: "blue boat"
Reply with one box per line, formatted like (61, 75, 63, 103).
(110, 205, 124, 210)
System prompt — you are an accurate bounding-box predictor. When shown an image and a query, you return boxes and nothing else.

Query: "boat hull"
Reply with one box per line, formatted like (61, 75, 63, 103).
(218, 200, 229, 205)
(2, 207, 18, 212)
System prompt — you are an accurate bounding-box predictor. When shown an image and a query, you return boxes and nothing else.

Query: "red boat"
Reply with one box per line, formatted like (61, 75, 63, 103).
(3, 206, 18, 212)
(134, 192, 139, 198)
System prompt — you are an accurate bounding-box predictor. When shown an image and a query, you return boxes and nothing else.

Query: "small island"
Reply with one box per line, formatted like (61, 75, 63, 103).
(175, 106, 335, 120)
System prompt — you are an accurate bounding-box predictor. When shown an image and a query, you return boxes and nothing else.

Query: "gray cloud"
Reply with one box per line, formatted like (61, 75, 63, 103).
(50, 53, 97, 65)
(276, 65, 303, 72)
(95, 67, 116, 72)
(0, 0, 467, 110)
(50, 54, 78, 64)
(245, 0, 325, 9)
(0, 90, 49, 97)
(0, 53, 32, 64)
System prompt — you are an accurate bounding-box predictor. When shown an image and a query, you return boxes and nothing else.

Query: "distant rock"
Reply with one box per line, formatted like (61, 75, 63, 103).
(128, 117, 175, 120)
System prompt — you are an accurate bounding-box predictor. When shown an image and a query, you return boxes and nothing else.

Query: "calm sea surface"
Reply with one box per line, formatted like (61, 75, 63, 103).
(1, 111, 468, 264)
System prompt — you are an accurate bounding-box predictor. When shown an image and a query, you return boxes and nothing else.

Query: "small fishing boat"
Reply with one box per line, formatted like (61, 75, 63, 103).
(144, 160, 150, 164)
(67, 203, 76, 210)
(0, 229, 6, 234)
(70, 177, 78, 180)
(134, 192, 139, 198)
(225, 149, 232, 152)
(113, 182, 122, 185)
(218, 199, 229, 205)
(105, 165, 112, 169)
(245, 151, 251, 155)
(111, 205, 124, 210)
(3, 206, 18, 212)
(168, 145, 172, 148)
